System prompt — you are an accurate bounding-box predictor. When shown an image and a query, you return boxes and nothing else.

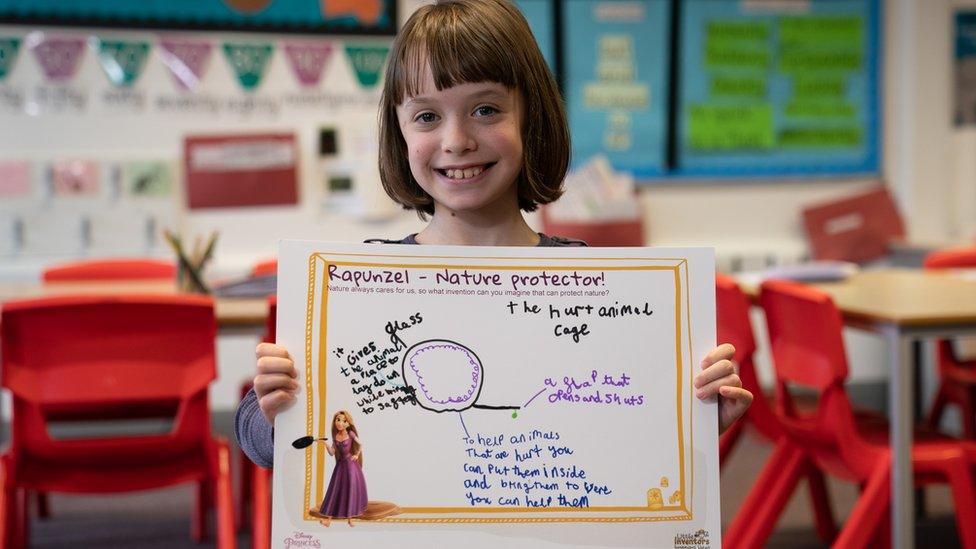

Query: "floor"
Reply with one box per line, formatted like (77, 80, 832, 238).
(19, 415, 965, 548)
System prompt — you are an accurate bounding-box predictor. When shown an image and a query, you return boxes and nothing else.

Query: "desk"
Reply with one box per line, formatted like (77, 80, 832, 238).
(744, 269, 976, 549)
(0, 281, 269, 333)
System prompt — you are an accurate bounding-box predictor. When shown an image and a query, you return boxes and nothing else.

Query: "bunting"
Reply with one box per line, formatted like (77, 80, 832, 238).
(344, 44, 389, 88)
(222, 42, 274, 91)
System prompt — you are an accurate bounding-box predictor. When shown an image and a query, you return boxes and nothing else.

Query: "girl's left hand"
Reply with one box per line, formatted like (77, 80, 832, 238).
(694, 343, 753, 434)
(351, 454, 360, 462)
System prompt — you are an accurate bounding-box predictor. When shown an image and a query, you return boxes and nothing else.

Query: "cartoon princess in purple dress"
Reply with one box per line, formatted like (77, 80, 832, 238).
(316, 410, 368, 526)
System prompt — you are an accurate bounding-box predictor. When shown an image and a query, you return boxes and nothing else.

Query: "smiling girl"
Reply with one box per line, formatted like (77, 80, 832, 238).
(236, 0, 752, 470)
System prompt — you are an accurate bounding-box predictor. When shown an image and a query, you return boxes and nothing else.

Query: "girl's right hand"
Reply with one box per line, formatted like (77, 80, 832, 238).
(254, 342, 300, 425)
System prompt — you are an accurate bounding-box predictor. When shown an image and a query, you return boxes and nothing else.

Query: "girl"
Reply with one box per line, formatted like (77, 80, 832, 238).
(236, 0, 752, 470)
(313, 411, 367, 527)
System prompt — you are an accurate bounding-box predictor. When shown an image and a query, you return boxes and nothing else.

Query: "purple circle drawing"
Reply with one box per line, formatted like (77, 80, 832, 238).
(401, 339, 483, 413)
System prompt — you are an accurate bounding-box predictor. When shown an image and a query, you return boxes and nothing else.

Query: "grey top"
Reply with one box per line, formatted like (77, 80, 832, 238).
(235, 233, 587, 468)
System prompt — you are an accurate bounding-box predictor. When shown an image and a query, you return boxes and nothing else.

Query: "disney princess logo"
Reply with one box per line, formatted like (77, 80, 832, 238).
(283, 530, 321, 549)
(673, 528, 710, 549)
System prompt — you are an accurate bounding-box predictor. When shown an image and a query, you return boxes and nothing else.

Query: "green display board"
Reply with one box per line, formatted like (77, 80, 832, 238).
(675, 0, 879, 177)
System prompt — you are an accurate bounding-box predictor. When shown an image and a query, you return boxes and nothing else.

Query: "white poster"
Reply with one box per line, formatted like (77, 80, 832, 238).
(273, 241, 719, 549)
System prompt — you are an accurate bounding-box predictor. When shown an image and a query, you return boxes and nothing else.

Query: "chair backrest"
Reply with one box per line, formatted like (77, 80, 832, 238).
(0, 294, 216, 465)
(760, 279, 849, 393)
(716, 274, 781, 439)
(924, 246, 976, 269)
(250, 258, 278, 278)
(43, 258, 176, 282)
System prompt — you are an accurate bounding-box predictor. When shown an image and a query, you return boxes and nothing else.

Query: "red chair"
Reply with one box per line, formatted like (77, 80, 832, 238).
(42, 258, 176, 282)
(727, 279, 976, 548)
(238, 295, 275, 549)
(250, 259, 278, 278)
(715, 275, 837, 543)
(924, 246, 976, 437)
(0, 295, 236, 548)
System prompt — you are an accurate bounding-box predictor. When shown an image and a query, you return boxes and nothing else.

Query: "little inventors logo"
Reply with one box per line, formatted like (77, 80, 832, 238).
(674, 528, 710, 549)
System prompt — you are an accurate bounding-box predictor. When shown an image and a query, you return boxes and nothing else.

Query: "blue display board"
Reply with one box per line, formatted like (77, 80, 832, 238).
(675, 0, 880, 177)
(563, 0, 671, 177)
(0, 0, 395, 34)
(515, 0, 556, 74)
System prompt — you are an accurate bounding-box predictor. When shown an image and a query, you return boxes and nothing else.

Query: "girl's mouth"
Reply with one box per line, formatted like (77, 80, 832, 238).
(436, 162, 496, 181)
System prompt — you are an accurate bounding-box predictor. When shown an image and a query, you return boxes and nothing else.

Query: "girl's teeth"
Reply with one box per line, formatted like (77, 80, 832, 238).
(446, 166, 484, 179)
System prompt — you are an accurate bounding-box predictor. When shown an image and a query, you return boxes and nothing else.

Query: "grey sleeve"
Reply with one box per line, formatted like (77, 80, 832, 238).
(235, 388, 274, 469)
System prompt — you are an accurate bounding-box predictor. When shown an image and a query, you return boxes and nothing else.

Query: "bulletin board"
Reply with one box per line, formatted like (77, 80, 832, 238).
(515, 0, 557, 73)
(271, 241, 721, 548)
(674, 0, 880, 177)
(562, 0, 671, 177)
(0, 0, 396, 35)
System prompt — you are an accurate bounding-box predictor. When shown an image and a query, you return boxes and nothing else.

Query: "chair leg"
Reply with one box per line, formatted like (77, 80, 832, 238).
(943, 456, 976, 549)
(16, 488, 29, 549)
(724, 438, 805, 548)
(719, 419, 745, 468)
(833, 457, 890, 549)
(237, 449, 251, 532)
(214, 443, 237, 549)
(962, 394, 976, 441)
(0, 468, 14, 549)
(252, 466, 272, 549)
(804, 465, 837, 543)
(927, 384, 949, 431)
(192, 479, 209, 542)
(36, 491, 49, 519)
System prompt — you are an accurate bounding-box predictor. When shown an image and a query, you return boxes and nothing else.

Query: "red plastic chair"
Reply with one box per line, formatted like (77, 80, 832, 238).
(238, 295, 275, 549)
(924, 246, 976, 437)
(715, 275, 837, 543)
(42, 258, 176, 282)
(250, 259, 278, 278)
(35, 257, 176, 520)
(726, 279, 976, 548)
(0, 295, 236, 548)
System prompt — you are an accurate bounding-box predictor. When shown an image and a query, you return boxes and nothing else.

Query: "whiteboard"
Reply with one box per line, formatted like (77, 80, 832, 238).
(272, 241, 719, 548)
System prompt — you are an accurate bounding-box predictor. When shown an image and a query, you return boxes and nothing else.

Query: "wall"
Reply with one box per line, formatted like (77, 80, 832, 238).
(0, 0, 969, 405)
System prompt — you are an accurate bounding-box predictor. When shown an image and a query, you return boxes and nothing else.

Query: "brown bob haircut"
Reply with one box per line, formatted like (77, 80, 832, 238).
(378, 0, 570, 218)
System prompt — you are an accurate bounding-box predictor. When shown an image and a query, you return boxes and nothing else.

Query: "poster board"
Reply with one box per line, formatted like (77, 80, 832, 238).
(271, 241, 719, 548)
(675, 0, 880, 177)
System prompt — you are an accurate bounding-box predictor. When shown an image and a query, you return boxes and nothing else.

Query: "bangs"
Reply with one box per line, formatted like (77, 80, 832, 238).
(390, 2, 523, 103)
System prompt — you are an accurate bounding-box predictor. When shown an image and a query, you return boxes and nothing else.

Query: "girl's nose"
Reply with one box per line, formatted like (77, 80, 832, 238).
(441, 119, 477, 154)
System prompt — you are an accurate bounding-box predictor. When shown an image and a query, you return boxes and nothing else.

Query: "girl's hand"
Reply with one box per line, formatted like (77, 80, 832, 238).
(254, 342, 300, 425)
(694, 343, 753, 434)
(351, 454, 360, 462)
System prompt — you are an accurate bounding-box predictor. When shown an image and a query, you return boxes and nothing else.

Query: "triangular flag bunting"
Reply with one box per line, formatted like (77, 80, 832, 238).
(92, 38, 151, 87)
(284, 41, 334, 88)
(159, 38, 212, 92)
(344, 44, 389, 88)
(0, 37, 21, 81)
(222, 42, 274, 91)
(27, 34, 85, 83)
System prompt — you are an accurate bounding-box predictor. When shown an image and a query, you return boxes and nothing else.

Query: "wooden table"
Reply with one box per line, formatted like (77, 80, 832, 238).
(0, 281, 270, 334)
(743, 268, 976, 549)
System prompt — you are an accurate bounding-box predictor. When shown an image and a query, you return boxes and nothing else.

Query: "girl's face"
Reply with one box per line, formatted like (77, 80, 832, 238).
(396, 68, 523, 217)
(334, 414, 349, 431)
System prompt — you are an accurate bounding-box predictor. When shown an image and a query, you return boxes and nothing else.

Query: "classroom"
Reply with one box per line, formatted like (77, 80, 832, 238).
(0, 0, 974, 547)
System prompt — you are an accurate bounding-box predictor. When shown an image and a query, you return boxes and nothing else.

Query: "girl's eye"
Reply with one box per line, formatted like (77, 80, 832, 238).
(474, 105, 498, 117)
(415, 112, 438, 124)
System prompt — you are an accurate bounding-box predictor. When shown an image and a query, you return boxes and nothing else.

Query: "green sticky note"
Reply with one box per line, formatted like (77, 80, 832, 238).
(706, 21, 770, 42)
(785, 101, 856, 119)
(710, 75, 766, 98)
(793, 76, 846, 98)
(126, 161, 173, 197)
(780, 49, 862, 72)
(705, 45, 771, 69)
(779, 17, 862, 49)
(779, 126, 862, 148)
(688, 104, 775, 150)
